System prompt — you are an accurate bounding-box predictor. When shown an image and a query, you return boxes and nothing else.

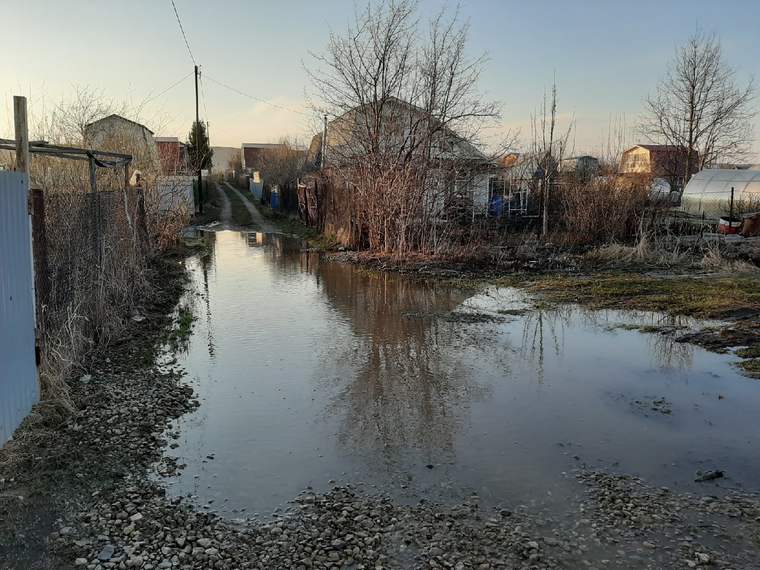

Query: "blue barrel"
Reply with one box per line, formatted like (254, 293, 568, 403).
(270, 188, 279, 210)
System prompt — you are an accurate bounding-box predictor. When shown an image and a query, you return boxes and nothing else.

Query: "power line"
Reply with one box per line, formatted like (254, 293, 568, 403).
(198, 71, 209, 119)
(139, 71, 193, 108)
(170, 0, 196, 65)
(204, 74, 308, 116)
(198, 71, 210, 144)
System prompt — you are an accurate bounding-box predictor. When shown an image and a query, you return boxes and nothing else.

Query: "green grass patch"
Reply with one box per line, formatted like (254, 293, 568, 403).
(163, 306, 195, 351)
(217, 183, 253, 226)
(737, 359, 760, 378)
(521, 273, 760, 319)
(736, 345, 760, 359)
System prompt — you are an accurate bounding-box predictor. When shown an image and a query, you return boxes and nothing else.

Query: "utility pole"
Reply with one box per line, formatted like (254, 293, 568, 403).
(13, 96, 29, 175)
(321, 114, 328, 170)
(195, 64, 203, 214)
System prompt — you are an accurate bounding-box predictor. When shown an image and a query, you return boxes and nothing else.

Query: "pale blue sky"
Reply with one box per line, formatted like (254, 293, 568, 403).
(2, 0, 758, 158)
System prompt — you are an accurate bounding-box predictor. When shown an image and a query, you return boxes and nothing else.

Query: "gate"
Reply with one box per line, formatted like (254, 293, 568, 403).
(0, 171, 38, 446)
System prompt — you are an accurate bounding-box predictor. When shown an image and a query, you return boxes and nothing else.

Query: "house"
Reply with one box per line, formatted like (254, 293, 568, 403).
(155, 137, 189, 175)
(560, 155, 599, 179)
(242, 143, 287, 172)
(307, 97, 496, 209)
(84, 114, 158, 169)
(211, 146, 241, 174)
(620, 144, 697, 189)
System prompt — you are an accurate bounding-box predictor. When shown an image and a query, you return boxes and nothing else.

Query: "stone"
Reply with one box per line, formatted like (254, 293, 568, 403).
(98, 544, 115, 561)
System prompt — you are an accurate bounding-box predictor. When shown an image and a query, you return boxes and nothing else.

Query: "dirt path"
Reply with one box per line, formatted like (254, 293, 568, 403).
(217, 182, 232, 225)
(222, 181, 276, 232)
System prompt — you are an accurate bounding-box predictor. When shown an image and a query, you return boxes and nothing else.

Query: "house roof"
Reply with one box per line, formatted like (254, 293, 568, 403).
(242, 143, 286, 149)
(562, 155, 598, 161)
(85, 114, 154, 135)
(321, 97, 489, 162)
(626, 144, 686, 153)
(154, 136, 179, 143)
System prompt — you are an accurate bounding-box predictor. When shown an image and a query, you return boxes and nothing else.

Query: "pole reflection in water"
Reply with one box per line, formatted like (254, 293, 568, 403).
(162, 231, 760, 517)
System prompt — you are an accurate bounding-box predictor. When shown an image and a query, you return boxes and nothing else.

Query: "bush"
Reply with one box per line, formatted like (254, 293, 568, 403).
(554, 177, 650, 245)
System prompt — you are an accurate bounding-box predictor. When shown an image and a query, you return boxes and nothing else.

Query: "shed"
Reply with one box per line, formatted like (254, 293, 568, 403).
(681, 169, 760, 218)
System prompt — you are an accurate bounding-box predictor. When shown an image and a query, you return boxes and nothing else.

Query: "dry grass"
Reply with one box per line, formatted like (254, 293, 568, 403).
(23, 156, 188, 408)
(554, 177, 650, 245)
(699, 243, 759, 273)
(523, 272, 760, 319)
(583, 234, 688, 266)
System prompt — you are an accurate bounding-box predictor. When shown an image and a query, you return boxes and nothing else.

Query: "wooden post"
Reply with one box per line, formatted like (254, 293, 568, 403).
(13, 96, 29, 174)
(89, 157, 102, 271)
(135, 184, 150, 258)
(14, 95, 43, 365)
(30, 189, 50, 323)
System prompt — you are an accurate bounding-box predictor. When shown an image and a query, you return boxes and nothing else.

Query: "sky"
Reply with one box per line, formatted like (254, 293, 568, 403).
(2, 0, 759, 160)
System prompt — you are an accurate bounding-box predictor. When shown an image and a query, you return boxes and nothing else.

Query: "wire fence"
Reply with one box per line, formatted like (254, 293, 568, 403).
(0, 141, 189, 406)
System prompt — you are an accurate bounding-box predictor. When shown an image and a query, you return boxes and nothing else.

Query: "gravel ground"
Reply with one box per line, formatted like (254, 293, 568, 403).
(2, 255, 760, 569)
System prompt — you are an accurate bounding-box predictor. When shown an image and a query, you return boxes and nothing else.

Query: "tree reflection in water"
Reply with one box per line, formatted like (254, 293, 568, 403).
(235, 233, 697, 469)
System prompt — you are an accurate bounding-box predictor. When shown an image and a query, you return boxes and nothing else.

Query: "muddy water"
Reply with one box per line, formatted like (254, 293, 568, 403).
(161, 230, 760, 517)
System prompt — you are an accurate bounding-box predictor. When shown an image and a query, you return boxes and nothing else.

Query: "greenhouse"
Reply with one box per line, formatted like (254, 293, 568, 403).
(681, 169, 760, 218)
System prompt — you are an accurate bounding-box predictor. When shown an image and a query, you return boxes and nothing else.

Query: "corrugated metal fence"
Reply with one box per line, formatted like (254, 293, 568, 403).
(0, 171, 38, 446)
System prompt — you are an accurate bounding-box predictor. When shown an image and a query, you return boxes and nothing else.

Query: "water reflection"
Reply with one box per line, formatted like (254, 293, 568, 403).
(162, 231, 760, 517)
(316, 266, 489, 464)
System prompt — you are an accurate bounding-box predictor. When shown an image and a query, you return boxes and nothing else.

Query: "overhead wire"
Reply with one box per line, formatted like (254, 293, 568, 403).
(138, 71, 193, 108)
(170, 0, 196, 65)
(198, 70, 211, 144)
(203, 74, 308, 116)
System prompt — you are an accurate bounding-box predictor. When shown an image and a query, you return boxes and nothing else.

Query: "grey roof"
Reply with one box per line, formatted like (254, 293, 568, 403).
(85, 114, 154, 135)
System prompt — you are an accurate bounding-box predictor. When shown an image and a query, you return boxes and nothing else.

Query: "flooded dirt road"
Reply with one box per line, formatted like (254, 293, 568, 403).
(162, 230, 760, 518)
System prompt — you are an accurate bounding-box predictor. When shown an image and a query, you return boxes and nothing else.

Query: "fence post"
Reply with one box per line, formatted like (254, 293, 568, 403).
(89, 157, 101, 269)
(30, 189, 50, 328)
(13, 96, 29, 173)
(135, 184, 150, 257)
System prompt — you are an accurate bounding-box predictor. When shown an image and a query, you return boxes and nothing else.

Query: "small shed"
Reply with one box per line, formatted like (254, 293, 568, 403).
(681, 169, 760, 218)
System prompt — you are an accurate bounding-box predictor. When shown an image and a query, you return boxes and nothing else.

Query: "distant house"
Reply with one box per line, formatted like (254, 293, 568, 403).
(307, 97, 496, 209)
(84, 114, 158, 168)
(560, 155, 599, 180)
(211, 146, 242, 174)
(155, 137, 189, 175)
(242, 143, 287, 172)
(620, 144, 697, 189)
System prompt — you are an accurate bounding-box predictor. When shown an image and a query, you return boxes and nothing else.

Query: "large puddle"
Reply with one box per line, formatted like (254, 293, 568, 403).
(160, 230, 760, 517)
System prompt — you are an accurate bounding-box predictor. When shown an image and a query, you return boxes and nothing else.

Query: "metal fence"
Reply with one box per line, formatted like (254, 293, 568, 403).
(0, 172, 38, 446)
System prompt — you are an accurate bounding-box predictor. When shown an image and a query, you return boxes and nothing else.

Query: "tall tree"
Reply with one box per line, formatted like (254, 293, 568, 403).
(308, 0, 503, 253)
(187, 121, 213, 171)
(640, 31, 755, 184)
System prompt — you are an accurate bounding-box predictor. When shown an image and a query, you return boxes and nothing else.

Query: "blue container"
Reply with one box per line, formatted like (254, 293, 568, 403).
(250, 181, 263, 201)
(270, 188, 279, 210)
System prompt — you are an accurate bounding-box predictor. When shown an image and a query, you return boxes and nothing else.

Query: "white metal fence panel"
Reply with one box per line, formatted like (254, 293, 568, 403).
(156, 175, 194, 214)
(0, 171, 38, 446)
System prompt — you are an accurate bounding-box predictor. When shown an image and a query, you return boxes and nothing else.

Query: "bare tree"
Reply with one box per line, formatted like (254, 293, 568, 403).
(528, 81, 572, 237)
(228, 152, 242, 173)
(307, 0, 504, 254)
(33, 86, 127, 145)
(641, 31, 755, 183)
(258, 137, 306, 188)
